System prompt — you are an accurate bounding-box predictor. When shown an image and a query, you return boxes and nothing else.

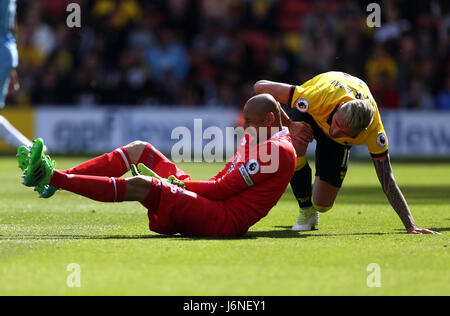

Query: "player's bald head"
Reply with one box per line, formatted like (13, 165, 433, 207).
(244, 94, 281, 123)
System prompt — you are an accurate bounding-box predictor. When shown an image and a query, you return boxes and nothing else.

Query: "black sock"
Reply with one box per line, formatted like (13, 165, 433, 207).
(290, 163, 312, 209)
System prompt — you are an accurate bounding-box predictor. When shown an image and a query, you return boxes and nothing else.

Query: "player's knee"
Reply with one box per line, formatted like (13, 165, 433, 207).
(131, 175, 152, 186)
(312, 200, 333, 213)
(124, 141, 149, 164)
(125, 176, 152, 201)
(126, 140, 149, 151)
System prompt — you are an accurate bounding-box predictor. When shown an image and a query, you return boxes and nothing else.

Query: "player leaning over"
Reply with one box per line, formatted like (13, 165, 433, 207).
(254, 71, 438, 235)
(0, 0, 32, 149)
(19, 94, 297, 237)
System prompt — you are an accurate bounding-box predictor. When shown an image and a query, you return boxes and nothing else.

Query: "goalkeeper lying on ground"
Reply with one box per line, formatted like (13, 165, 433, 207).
(19, 94, 297, 237)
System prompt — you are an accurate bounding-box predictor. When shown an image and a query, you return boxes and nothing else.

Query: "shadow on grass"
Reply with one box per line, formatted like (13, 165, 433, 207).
(0, 234, 256, 241)
(428, 227, 450, 233)
(246, 228, 307, 239)
(330, 185, 450, 205)
(394, 227, 450, 233)
(0, 226, 411, 241)
(273, 226, 405, 237)
(0, 228, 307, 240)
(0, 234, 172, 240)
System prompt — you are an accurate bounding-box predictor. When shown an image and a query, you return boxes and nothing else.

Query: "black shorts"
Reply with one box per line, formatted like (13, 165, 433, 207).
(285, 106, 351, 188)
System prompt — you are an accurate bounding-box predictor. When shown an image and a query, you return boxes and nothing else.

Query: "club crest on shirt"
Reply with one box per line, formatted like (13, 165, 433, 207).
(376, 132, 387, 148)
(295, 98, 309, 112)
(246, 159, 260, 175)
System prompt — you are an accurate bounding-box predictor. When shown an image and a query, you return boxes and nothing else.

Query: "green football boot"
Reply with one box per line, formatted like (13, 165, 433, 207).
(22, 138, 55, 187)
(17, 141, 50, 171)
(17, 145, 31, 171)
(34, 185, 59, 199)
(18, 141, 58, 198)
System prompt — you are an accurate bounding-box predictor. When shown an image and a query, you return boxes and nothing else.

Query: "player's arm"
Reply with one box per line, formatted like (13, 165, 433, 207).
(185, 145, 292, 200)
(254, 80, 313, 152)
(254, 80, 295, 126)
(9, 15, 19, 95)
(254, 81, 291, 113)
(8, 69, 19, 94)
(372, 153, 439, 235)
(208, 160, 232, 181)
(184, 161, 272, 200)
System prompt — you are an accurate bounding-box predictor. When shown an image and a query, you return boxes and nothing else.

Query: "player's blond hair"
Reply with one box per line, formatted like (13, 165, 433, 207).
(340, 100, 375, 133)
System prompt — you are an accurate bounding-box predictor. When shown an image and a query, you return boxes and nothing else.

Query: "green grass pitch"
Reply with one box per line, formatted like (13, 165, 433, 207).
(0, 156, 449, 296)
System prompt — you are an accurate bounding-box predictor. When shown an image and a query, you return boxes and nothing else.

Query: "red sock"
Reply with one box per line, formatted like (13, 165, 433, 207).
(141, 177, 162, 212)
(50, 170, 127, 202)
(63, 147, 131, 177)
(137, 144, 159, 169)
(137, 143, 190, 181)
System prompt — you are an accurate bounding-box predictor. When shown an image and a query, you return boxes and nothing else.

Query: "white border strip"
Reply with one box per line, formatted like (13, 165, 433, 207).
(116, 148, 131, 170)
(111, 177, 117, 202)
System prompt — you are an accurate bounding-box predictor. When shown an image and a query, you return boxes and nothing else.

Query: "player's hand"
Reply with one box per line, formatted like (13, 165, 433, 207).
(288, 121, 313, 156)
(289, 121, 313, 144)
(8, 69, 20, 94)
(407, 227, 440, 235)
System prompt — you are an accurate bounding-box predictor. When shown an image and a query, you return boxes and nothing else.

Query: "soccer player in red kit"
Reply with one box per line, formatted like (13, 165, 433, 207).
(20, 94, 297, 237)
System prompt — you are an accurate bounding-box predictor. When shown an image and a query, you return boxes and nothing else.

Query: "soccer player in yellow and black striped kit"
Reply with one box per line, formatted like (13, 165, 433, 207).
(255, 71, 438, 234)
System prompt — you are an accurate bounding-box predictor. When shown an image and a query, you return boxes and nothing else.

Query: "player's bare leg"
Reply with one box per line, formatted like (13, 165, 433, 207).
(312, 177, 340, 211)
(122, 141, 148, 165)
(124, 176, 153, 202)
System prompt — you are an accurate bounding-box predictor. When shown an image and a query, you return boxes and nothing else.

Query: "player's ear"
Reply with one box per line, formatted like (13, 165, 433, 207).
(265, 112, 275, 126)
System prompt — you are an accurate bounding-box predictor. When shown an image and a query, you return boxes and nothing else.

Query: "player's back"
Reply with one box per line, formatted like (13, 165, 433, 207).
(302, 71, 375, 104)
(184, 129, 296, 234)
(288, 71, 386, 149)
(224, 131, 296, 231)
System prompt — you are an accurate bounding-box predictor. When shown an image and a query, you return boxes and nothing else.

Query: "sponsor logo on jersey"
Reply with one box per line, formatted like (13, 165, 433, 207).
(295, 98, 309, 112)
(376, 133, 387, 148)
(246, 159, 260, 175)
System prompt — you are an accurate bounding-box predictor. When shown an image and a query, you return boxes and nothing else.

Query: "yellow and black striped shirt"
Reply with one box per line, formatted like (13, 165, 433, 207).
(287, 71, 388, 157)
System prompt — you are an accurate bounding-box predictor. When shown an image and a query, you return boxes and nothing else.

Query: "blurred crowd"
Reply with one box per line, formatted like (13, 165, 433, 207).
(8, 0, 450, 110)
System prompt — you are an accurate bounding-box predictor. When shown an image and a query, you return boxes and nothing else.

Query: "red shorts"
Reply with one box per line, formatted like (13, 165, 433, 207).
(139, 144, 242, 237)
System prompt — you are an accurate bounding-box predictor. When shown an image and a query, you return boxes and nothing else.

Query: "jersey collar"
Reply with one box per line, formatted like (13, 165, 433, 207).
(271, 127, 289, 139)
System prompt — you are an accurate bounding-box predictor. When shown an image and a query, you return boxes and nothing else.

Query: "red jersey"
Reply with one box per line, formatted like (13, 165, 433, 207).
(184, 128, 297, 232)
